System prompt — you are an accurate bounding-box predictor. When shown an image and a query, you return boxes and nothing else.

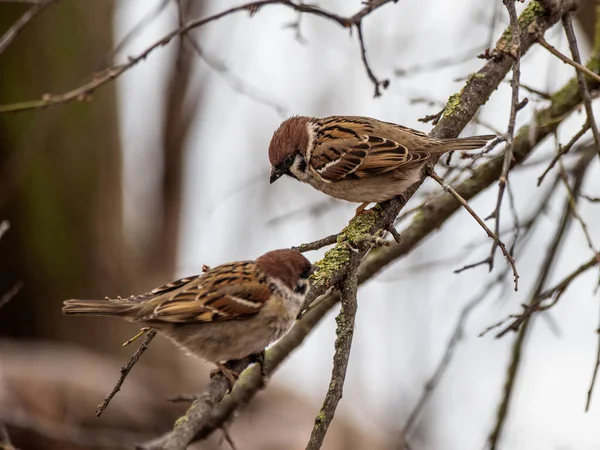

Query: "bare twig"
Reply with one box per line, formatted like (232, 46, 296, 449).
(538, 121, 590, 185)
(96, 329, 157, 417)
(562, 13, 600, 158)
(427, 167, 519, 291)
(538, 36, 600, 84)
(496, 254, 598, 339)
(582, 193, 600, 203)
(0, 0, 56, 55)
(0, 0, 397, 113)
(108, 0, 171, 63)
(489, 0, 521, 272)
(558, 161, 600, 266)
(355, 22, 389, 97)
(294, 234, 339, 253)
(587, 302, 600, 411)
(305, 255, 360, 450)
(0, 283, 23, 311)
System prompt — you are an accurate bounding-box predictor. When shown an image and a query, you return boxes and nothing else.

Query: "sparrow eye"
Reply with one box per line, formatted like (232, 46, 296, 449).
(284, 156, 294, 167)
(300, 265, 315, 278)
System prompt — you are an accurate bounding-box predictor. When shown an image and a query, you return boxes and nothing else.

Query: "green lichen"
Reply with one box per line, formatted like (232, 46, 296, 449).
(467, 72, 486, 83)
(315, 411, 326, 424)
(442, 93, 462, 118)
(498, 0, 545, 48)
(174, 415, 189, 428)
(311, 209, 379, 287)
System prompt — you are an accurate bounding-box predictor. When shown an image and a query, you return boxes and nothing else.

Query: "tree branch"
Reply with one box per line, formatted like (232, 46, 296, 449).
(305, 253, 360, 450)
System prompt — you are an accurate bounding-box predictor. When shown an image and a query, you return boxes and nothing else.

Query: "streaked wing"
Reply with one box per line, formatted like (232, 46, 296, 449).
(144, 262, 271, 323)
(311, 133, 430, 182)
(128, 275, 202, 302)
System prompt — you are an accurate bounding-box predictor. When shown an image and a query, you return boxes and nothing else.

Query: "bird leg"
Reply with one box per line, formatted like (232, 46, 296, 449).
(211, 362, 239, 388)
(354, 202, 373, 216)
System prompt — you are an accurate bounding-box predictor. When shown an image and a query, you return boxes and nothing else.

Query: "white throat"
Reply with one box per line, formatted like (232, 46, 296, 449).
(268, 276, 309, 316)
(289, 153, 310, 182)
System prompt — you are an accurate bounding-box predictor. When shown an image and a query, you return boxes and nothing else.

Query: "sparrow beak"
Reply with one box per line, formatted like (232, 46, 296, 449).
(270, 168, 283, 184)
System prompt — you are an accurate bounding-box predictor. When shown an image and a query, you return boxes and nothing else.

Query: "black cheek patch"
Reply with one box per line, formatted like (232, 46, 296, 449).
(297, 159, 307, 173)
(294, 283, 308, 295)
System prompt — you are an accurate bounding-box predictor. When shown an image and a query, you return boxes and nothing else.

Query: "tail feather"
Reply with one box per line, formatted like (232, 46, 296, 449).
(428, 134, 496, 153)
(63, 299, 135, 316)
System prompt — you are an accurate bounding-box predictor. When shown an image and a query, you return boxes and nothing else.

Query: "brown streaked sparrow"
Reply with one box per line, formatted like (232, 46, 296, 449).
(268, 116, 495, 213)
(63, 249, 314, 382)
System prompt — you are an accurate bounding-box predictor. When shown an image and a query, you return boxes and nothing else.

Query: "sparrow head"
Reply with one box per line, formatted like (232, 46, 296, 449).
(268, 116, 313, 184)
(256, 249, 314, 295)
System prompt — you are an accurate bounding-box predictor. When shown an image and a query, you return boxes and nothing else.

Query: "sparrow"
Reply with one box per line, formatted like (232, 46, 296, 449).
(63, 249, 314, 383)
(268, 116, 495, 213)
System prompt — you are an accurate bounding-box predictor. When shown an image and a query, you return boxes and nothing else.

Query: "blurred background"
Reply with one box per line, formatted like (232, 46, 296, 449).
(1, 0, 600, 449)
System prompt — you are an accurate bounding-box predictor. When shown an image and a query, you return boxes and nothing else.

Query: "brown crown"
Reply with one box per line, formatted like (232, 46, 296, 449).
(268, 116, 310, 167)
(256, 249, 312, 289)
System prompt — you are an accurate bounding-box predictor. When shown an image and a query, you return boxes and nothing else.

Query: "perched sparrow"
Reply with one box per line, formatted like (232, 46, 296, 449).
(269, 116, 495, 213)
(63, 249, 314, 382)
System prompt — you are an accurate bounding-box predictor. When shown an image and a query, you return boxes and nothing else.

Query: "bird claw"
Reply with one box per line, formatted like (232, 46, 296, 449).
(211, 363, 239, 389)
(354, 202, 375, 217)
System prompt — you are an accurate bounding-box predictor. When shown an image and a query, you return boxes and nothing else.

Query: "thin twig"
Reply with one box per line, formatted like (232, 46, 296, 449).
(0, 0, 56, 55)
(0, 283, 23, 311)
(96, 329, 157, 417)
(538, 35, 600, 84)
(0, 0, 396, 113)
(582, 193, 600, 203)
(305, 254, 360, 450)
(558, 160, 600, 266)
(562, 13, 600, 159)
(293, 234, 339, 253)
(109, 0, 171, 61)
(496, 254, 598, 338)
(587, 301, 600, 411)
(355, 22, 389, 97)
(538, 121, 590, 185)
(427, 167, 519, 291)
(490, 0, 521, 272)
